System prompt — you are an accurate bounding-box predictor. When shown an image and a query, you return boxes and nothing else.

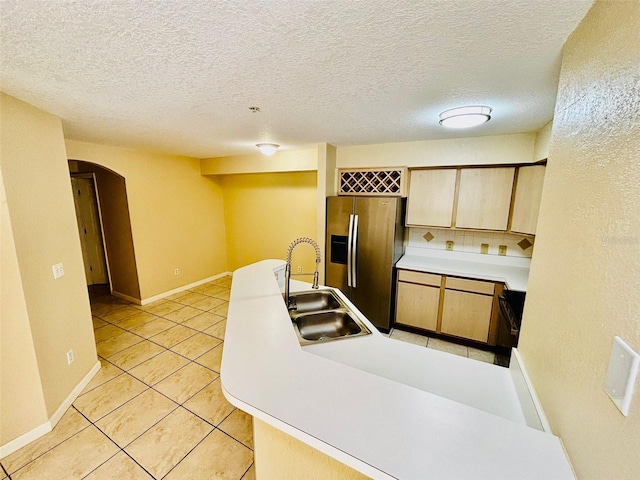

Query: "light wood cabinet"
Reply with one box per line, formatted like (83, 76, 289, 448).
(406, 169, 457, 227)
(406, 163, 545, 235)
(455, 167, 515, 231)
(395, 269, 499, 344)
(396, 281, 440, 331)
(510, 165, 546, 235)
(440, 290, 494, 342)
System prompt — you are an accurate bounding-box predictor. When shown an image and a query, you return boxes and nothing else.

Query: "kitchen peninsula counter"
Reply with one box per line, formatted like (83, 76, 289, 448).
(221, 260, 573, 480)
(397, 247, 531, 291)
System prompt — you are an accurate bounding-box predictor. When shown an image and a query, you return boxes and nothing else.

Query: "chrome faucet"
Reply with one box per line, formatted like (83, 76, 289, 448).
(284, 237, 321, 309)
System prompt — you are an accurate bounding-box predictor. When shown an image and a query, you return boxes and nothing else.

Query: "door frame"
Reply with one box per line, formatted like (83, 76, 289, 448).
(71, 173, 112, 289)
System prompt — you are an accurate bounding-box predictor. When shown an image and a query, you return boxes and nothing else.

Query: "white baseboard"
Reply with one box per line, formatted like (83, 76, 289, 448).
(111, 290, 142, 305)
(0, 422, 51, 461)
(49, 361, 101, 427)
(0, 360, 101, 460)
(509, 348, 552, 433)
(140, 271, 232, 305)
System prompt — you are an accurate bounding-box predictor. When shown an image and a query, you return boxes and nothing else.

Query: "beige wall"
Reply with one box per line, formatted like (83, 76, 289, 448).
(201, 148, 317, 175)
(0, 93, 97, 421)
(315, 144, 337, 283)
(533, 121, 553, 161)
(518, 2, 640, 479)
(66, 140, 228, 300)
(220, 172, 318, 272)
(253, 419, 370, 480)
(336, 133, 536, 168)
(0, 169, 49, 445)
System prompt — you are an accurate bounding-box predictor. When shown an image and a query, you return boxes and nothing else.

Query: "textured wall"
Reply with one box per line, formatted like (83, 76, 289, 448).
(518, 2, 640, 479)
(253, 419, 370, 480)
(200, 149, 317, 175)
(0, 169, 48, 445)
(532, 121, 553, 161)
(0, 93, 97, 419)
(336, 133, 536, 168)
(220, 172, 317, 272)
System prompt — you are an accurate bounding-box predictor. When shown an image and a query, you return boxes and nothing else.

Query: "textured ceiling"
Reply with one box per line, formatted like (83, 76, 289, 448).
(0, 0, 594, 158)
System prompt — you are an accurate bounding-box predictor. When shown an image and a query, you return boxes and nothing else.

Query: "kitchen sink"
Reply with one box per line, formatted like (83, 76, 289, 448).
(287, 290, 341, 313)
(294, 310, 363, 341)
(286, 289, 371, 345)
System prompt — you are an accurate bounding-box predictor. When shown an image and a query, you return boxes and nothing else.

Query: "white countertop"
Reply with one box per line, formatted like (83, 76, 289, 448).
(397, 247, 532, 291)
(221, 260, 574, 480)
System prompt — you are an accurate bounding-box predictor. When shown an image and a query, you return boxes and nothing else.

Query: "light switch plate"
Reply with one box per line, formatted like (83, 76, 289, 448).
(604, 336, 640, 416)
(52, 263, 64, 279)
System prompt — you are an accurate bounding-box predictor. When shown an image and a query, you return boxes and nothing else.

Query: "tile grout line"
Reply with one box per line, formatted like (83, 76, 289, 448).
(12, 281, 238, 480)
(73, 400, 160, 480)
(5, 408, 97, 478)
(95, 317, 226, 371)
(391, 327, 497, 363)
(1, 282, 229, 478)
(87, 294, 236, 449)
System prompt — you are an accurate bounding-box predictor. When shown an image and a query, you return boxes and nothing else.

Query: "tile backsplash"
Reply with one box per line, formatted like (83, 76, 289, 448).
(407, 227, 535, 258)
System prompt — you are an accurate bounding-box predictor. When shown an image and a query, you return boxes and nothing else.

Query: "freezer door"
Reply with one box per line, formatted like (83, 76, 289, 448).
(351, 197, 399, 331)
(325, 196, 355, 294)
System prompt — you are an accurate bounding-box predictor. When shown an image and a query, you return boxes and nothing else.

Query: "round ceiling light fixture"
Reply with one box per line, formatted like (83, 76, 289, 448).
(256, 143, 279, 156)
(439, 106, 492, 129)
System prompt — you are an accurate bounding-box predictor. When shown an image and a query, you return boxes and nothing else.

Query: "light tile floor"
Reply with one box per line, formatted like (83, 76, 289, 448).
(1, 276, 255, 480)
(387, 328, 499, 364)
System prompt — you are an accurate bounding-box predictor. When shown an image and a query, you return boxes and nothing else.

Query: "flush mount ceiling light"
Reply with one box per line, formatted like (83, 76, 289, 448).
(256, 143, 279, 156)
(439, 106, 492, 129)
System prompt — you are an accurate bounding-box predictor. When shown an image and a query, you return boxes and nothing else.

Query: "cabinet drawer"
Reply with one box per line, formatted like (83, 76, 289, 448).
(444, 277, 495, 295)
(397, 270, 442, 287)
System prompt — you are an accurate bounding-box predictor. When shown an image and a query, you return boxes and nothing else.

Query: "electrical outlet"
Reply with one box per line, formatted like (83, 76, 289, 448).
(174, 268, 179, 275)
(446, 241, 454, 251)
(66, 349, 74, 365)
(52, 263, 64, 279)
(480, 243, 489, 254)
(297, 266, 302, 273)
(498, 245, 508, 256)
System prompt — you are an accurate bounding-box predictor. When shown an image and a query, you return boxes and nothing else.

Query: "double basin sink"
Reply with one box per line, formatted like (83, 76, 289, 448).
(286, 289, 372, 345)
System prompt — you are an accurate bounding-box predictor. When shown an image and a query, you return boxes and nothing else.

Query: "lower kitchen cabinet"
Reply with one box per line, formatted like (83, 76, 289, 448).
(440, 289, 494, 342)
(396, 281, 440, 331)
(395, 270, 442, 331)
(395, 268, 500, 345)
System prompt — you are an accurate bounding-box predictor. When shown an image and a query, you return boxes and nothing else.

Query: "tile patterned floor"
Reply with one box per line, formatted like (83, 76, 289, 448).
(1, 277, 255, 480)
(387, 328, 499, 364)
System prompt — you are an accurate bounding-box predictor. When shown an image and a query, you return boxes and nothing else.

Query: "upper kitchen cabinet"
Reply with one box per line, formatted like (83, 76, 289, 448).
(406, 168, 457, 227)
(455, 167, 515, 231)
(509, 165, 546, 235)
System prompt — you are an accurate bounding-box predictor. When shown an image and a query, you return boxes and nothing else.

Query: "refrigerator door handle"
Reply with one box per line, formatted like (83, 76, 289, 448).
(352, 214, 359, 288)
(347, 214, 354, 287)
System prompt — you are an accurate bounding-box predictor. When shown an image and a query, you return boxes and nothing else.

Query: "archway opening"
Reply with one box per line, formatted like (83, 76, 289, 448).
(69, 160, 141, 303)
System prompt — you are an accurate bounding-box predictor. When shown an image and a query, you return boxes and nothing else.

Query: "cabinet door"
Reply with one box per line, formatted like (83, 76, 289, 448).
(440, 290, 493, 342)
(455, 167, 515, 231)
(510, 165, 545, 235)
(406, 169, 457, 227)
(395, 282, 440, 331)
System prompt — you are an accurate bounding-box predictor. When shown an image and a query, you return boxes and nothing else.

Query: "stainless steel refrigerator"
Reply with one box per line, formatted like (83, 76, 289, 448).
(325, 196, 405, 332)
